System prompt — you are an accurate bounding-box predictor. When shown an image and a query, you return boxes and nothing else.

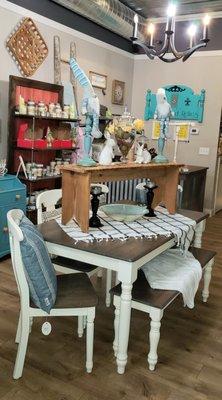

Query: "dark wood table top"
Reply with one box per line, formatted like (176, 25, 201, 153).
(38, 209, 208, 263)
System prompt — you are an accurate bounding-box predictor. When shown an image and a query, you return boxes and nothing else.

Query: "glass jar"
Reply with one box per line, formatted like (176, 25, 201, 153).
(27, 100, 36, 116)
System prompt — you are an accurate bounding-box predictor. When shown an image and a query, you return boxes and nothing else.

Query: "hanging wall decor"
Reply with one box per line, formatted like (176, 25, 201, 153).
(6, 18, 48, 77)
(144, 85, 205, 123)
(112, 80, 125, 105)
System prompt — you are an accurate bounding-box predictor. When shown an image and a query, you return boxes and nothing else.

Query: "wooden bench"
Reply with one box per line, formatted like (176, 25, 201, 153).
(110, 247, 216, 371)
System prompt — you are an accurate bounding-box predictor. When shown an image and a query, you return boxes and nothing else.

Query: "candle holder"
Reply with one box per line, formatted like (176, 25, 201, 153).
(89, 186, 103, 228)
(144, 180, 158, 217)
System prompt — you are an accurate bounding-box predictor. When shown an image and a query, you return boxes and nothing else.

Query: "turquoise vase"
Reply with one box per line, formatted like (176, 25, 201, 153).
(78, 114, 96, 167)
(153, 137, 168, 163)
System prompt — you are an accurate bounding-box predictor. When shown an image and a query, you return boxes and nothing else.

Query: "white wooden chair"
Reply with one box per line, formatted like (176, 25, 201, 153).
(111, 247, 216, 371)
(7, 209, 98, 379)
(36, 188, 112, 307)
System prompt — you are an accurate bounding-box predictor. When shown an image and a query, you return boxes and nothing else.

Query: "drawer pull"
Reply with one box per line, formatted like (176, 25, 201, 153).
(3, 227, 8, 233)
(15, 194, 21, 200)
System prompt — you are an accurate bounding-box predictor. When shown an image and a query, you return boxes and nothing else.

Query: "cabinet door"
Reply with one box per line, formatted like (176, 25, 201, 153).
(0, 203, 26, 257)
(0, 205, 11, 256)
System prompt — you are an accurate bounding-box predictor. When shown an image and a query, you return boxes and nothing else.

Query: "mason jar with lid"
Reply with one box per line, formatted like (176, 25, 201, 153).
(27, 100, 36, 116)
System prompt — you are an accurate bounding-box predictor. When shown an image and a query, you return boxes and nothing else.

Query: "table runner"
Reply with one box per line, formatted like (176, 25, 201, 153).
(56, 206, 196, 252)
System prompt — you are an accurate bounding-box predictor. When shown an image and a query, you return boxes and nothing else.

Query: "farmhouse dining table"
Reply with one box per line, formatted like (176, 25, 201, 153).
(38, 209, 207, 374)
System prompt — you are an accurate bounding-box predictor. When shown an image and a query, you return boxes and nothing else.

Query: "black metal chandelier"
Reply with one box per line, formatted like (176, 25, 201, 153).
(131, 3, 210, 62)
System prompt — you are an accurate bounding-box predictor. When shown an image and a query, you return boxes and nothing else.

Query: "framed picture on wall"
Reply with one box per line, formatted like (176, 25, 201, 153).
(112, 80, 125, 105)
(89, 71, 107, 90)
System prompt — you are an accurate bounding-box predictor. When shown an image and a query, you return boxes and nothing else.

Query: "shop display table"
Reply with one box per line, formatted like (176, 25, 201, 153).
(61, 162, 183, 232)
(38, 208, 207, 374)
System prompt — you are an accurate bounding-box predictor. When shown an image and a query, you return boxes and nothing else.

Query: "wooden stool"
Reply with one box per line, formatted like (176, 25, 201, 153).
(111, 247, 216, 371)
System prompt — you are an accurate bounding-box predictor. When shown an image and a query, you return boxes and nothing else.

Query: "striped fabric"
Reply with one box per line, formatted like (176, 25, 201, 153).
(20, 215, 57, 313)
(70, 58, 91, 89)
(57, 206, 196, 253)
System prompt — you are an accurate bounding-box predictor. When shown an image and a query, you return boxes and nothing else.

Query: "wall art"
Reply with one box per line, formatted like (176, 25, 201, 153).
(145, 85, 205, 123)
(112, 80, 125, 105)
(89, 71, 107, 90)
(6, 18, 48, 77)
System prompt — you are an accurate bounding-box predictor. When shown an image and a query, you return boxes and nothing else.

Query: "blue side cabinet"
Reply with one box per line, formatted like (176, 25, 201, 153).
(0, 175, 26, 258)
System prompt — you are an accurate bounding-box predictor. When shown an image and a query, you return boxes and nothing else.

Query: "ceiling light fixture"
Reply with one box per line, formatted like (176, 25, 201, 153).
(131, 2, 210, 62)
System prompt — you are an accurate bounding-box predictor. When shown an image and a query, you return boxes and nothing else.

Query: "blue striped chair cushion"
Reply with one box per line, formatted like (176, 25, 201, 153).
(20, 215, 57, 313)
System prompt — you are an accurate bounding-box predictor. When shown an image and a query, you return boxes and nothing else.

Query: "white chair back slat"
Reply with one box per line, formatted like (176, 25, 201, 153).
(36, 189, 62, 223)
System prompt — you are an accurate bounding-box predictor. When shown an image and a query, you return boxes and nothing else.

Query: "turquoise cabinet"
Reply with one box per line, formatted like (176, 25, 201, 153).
(0, 175, 26, 258)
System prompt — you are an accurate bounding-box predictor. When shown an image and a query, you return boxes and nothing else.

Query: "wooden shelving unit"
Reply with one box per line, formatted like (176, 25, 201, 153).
(8, 75, 79, 222)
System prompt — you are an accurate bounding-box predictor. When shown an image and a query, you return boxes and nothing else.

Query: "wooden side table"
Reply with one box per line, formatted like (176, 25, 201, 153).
(61, 163, 182, 232)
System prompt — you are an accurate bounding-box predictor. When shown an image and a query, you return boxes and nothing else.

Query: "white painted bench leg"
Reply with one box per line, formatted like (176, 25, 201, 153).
(13, 315, 30, 379)
(106, 270, 112, 307)
(202, 259, 214, 303)
(97, 269, 103, 278)
(116, 282, 133, 374)
(148, 308, 163, 371)
(78, 316, 84, 338)
(86, 309, 95, 373)
(194, 220, 206, 248)
(113, 296, 120, 357)
(15, 312, 21, 344)
(83, 315, 87, 329)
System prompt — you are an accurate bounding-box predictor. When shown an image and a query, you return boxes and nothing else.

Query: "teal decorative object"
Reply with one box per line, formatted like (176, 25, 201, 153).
(70, 58, 101, 167)
(0, 175, 26, 258)
(100, 204, 147, 222)
(153, 88, 173, 164)
(144, 85, 205, 123)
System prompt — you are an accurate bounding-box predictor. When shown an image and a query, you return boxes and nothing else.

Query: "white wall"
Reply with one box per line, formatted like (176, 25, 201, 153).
(0, 2, 134, 158)
(131, 56, 222, 211)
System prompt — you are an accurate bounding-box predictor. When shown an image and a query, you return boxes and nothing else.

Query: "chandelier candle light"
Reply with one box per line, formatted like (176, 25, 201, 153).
(131, 2, 211, 62)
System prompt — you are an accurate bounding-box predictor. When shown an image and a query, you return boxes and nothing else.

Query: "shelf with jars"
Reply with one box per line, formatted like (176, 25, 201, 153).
(8, 75, 79, 222)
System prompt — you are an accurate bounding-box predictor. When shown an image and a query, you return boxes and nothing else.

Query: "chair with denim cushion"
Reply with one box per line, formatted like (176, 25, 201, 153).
(7, 209, 98, 379)
(36, 188, 112, 308)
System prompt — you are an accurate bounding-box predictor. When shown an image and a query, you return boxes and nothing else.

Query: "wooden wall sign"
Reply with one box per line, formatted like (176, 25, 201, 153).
(6, 18, 48, 77)
(144, 85, 205, 123)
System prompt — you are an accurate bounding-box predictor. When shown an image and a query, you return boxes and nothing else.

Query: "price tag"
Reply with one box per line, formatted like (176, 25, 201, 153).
(41, 321, 52, 336)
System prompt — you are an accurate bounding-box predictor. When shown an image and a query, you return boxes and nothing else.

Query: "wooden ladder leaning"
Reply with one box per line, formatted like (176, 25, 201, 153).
(54, 35, 79, 115)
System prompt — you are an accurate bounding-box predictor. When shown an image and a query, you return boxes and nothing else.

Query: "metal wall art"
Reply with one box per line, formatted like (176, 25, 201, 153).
(144, 85, 206, 123)
(6, 18, 48, 77)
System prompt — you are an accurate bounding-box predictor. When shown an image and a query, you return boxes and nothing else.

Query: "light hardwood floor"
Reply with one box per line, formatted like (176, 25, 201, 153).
(0, 212, 221, 400)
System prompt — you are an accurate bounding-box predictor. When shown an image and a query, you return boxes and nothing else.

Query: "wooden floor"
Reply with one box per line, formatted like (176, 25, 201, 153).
(0, 212, 221, 400)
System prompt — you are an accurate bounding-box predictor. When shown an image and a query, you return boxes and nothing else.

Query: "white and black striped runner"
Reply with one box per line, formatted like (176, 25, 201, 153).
(56, 206, 196, 252)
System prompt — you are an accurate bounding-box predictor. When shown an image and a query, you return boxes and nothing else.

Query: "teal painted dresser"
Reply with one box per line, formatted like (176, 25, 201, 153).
(0, 175, 26, 258)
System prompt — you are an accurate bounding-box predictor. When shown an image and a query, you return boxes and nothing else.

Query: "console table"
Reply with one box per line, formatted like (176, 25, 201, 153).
(61, 163, 182, 232)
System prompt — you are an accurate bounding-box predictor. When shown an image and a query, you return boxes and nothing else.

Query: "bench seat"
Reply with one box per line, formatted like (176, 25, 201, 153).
(111, 247, 216, 310)
(111, 247, 216, 371)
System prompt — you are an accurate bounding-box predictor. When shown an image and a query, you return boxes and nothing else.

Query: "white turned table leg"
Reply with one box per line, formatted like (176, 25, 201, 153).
(194, 220, 206, 248)
(116, 282, 133, 374)
(148, 308, 163, 371)
(86, 309, 95, 373)
(202, 259, 214, 302)
(106, 270, 112, 307)
(113, 297, 120, 357)
(78, 316, 84, 338)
